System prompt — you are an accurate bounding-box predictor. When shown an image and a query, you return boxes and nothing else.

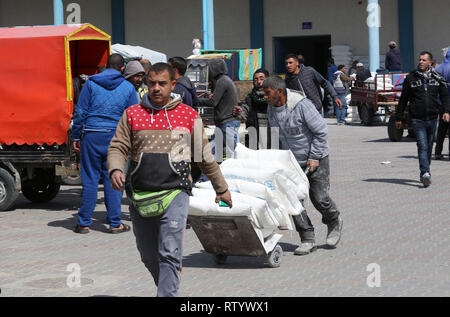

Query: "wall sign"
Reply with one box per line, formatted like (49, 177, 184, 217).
(302, 22, 312, 30)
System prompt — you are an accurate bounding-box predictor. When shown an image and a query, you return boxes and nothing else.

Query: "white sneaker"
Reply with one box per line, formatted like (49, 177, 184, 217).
(421, 173, 431, 188)
(294, 242, 316, 255)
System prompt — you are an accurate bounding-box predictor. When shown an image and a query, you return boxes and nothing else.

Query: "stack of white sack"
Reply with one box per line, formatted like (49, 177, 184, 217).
(330, 45, 353, 69)
(189, 144, 309, 240)
(364, 75, 394, 91)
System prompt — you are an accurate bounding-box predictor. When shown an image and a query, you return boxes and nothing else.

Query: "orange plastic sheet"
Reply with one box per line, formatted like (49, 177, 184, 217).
(0, 24, 110, 145)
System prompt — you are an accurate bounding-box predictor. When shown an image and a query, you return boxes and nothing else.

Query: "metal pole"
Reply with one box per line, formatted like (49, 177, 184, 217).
(202, 0, 215, 50)
(53, 0, 64, 25)
(367, 0, 380, 72)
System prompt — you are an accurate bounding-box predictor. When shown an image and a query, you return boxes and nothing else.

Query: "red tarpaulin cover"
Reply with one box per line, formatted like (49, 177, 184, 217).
(0, 24, 110, 145)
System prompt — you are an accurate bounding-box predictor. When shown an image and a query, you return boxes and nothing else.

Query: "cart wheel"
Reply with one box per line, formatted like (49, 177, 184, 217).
(267, 244, 283, 268)
(21, 169, 61, 203)
(61, 175, 81, 186)
(0, 167, 19, 211)
(213, 254, 228, 265)
(359, 103, 374, 126)
(387, 116, 403, 141)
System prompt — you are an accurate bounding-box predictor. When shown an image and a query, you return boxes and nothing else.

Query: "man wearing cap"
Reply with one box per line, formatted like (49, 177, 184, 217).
(356, 62, 372, 82)
(124, 60, 148, 102)
(385, 41, 402, 72)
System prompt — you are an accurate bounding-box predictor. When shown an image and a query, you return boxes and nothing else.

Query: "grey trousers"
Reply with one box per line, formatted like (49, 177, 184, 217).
(130, 191, 189, 297)
(292, 156, 340, 242)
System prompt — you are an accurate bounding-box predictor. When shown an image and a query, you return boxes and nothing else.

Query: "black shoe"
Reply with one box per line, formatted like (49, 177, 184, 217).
(435, 154, 443, 160)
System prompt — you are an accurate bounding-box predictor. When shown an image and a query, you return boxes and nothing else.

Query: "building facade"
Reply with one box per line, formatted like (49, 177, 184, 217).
(1, 0, 448, 75)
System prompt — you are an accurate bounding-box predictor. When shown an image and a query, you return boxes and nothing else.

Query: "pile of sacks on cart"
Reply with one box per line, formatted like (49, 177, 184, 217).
(188, 144, 309, 244)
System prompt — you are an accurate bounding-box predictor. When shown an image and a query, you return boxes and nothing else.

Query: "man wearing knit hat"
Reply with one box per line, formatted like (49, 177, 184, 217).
(124, 60, 148, 102)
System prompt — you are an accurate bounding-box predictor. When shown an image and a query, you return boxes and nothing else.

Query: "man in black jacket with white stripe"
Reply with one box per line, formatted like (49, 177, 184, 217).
(395, 51, 450, 187)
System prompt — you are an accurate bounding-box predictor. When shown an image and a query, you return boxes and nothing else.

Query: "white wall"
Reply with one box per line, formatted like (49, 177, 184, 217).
(413, 0, 450, 65)
(263, 0, 399, 73)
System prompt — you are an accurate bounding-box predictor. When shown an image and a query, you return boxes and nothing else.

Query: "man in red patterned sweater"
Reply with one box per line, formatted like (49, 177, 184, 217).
(107, 63, 232, 297)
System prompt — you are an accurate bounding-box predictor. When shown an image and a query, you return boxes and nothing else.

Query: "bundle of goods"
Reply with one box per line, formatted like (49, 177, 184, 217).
(189, 144, 309, 245)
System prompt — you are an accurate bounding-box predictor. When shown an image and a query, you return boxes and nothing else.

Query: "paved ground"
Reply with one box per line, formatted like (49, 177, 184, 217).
(0, 119, 449, 297)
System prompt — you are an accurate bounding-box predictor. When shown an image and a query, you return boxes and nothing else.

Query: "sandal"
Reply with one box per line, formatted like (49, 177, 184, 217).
(109, 222, 131, 234)
(74, 225, 90, 234)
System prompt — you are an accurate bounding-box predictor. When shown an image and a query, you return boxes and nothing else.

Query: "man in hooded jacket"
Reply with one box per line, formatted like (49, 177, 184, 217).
(72, 54, 138, 234)
(198, 59, 240, 160)
(434, 49, 450, 159)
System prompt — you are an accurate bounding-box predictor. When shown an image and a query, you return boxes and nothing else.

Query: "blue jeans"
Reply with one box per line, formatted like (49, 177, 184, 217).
(335, 95, 348, 124)
(411, 118, 437, 177)
(210, 120, 241, 161)
(77, 131, 123, 228)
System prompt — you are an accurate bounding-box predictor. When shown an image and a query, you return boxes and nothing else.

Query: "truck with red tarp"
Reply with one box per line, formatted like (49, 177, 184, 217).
(0, 23, 111, 210)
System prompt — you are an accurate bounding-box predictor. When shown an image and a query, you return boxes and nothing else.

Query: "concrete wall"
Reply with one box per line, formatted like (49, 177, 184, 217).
(0, 0, 111, 34)
(263, 0, 399, 73)
(2, 0, 449, 71)
(124, 0, 250, 59)
(413, 0, 450, 65)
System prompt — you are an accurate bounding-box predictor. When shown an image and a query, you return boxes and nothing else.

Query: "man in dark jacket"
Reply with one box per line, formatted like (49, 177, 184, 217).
(168, 56, 199, 110)
(395, 51, 450, 187)
(434, 49, 450, 159)
(385, 41, 402, 72)
(72, 54, 138, 234)
(198, 59, 240, 160)
(284, 54, 342, 115)
(233, 68, 270, 149)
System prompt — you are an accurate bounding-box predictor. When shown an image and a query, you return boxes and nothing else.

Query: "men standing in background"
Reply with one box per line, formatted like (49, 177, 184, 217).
(233, 68, 271, 149)
(72, 54, 138, 234)
(333, 65, 354, 125)
(284, 54, 342, 116)
(434, 49, 450, 160)
(198, 59, 240, 159)
(385, 41, 402, 72)
(327, 58, 338, 84)
(168, 56, 200, 110)
(124, 60, 147, 102)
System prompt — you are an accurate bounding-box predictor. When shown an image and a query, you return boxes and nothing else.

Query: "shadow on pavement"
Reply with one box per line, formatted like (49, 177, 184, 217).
(183, 250, 267, 269)
(279, 242, 334, 252)
(365, 137, 416, 143)
(363, 178, 423, 188)
(47, 211, 130, 233)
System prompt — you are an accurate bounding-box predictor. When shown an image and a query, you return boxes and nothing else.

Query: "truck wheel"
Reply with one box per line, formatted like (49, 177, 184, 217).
(359, 103, 374, 126)
(0, 167, 19, 211)
(388, 116, 404, 141)
(21, 169, 61, 203)
(267, 244, 283, 268)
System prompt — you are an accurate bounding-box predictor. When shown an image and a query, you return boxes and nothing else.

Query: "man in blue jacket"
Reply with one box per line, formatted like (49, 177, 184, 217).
(72, 54, 138, 234)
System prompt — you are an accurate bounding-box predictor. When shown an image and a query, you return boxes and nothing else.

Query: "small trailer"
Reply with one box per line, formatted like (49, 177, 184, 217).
(350, 73, 407, 126)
